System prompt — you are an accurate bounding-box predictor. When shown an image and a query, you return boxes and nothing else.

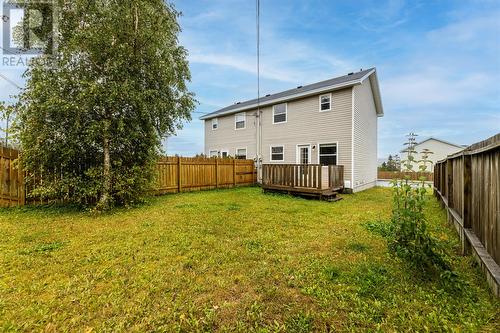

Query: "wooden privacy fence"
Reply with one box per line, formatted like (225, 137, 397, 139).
(0, 147, 25, 207)
(156, 156, 256, 194)
(0, 153, 256, 207)
(378, 170, 433, 181)
(434, 134, 499, 296)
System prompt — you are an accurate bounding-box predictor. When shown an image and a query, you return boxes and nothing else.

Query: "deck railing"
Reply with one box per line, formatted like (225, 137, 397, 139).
(262, 164, 344, 190)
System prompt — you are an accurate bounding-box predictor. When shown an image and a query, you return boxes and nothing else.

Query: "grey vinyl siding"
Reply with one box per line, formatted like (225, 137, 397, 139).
(204, 88, 355, 183)
(353, 79, 378, 192)
(260, 88, 353, 181)
(204, 112, 257, 158)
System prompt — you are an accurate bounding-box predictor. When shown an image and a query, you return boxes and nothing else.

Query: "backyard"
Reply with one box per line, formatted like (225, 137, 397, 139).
(0, 187, 498, 332)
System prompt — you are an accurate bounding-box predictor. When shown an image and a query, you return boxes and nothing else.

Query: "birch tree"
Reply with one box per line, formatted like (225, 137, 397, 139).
(14, 0, 195, 209)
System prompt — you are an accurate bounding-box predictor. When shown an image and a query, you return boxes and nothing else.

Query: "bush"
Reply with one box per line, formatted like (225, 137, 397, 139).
(388, 179, 451, 277)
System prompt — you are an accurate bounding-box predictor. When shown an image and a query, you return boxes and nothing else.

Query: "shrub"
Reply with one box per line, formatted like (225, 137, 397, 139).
(389, 133, 451, 278)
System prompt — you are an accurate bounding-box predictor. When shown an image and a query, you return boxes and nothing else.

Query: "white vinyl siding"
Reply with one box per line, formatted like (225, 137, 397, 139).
(272, 103, 287, 124)
(235, 112, 246, 129)
(319, 94, 331, 112)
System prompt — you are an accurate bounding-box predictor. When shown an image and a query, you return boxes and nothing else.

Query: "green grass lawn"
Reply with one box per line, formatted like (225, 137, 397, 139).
(1, 187, 498, 332)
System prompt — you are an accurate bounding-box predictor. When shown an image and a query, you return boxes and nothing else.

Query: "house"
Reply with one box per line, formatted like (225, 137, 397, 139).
(400, 137, 465, 172)
(200, 68, 384, 193)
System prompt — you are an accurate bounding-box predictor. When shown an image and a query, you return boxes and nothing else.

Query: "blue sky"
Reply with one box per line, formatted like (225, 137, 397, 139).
(1, 0, 499, 157)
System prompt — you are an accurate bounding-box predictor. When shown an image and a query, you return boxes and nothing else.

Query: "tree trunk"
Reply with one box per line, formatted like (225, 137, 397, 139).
(99, 120, 112, 209)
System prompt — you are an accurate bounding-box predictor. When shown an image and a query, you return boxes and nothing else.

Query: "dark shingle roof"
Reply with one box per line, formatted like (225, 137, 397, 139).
(200, 68, 377, 120)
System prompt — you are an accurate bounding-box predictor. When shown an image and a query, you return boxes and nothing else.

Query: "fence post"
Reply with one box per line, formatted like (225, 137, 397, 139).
(446, 159, 453, 208)
(233, 159, 236, 187)
(177, 156, 182, 193)
(215, 158, 219, 188)
(462, 153, 472, 255)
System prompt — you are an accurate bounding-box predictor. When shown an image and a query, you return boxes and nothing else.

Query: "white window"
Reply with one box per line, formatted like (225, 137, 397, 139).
(221, 150, 229, 158)
(270, 145, 284, 161)
(319, 94, 331, 112)
(212, 118, 218, 130)
(273, 103, 287, 124)
(236, 148, 247, 160)
(235, 112, 246, 129)
(319, 143, 337, 165)
(209, 150, 218, 157)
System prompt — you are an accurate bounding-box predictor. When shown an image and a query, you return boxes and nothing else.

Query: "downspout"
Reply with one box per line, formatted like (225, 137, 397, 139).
(351, 86, 355, 191)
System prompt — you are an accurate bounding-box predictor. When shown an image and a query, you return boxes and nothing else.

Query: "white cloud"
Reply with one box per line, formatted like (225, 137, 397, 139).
(382, 71, 493, 107)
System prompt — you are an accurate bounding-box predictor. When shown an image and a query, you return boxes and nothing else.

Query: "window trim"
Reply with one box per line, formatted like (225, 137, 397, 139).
(296, 144, 312, 164)
(209, 150, 219, 158)
(269, 144, 285, 162)
(234, 112, 246, 130)
(317, 142, 339, 166)
(319, 93, 332, 112)
(272, 103, 288, 124)
(211, 118, 218, 130)
(220, 150, 229, 158)
(235, 147, 248, 160)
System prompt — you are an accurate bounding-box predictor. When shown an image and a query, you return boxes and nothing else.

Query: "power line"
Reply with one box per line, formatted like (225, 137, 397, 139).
(0, 72, 23, 90)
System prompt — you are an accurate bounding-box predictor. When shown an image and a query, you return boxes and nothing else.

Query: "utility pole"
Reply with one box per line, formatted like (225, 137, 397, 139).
(255, 0, 262, 182)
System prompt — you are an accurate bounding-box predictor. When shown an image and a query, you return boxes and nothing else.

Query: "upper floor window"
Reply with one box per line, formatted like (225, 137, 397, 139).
(212, 118, 218, 130)
(273, 103, 287, 124)
(319, 143, 337, 165)
(235, 112, 246, 129)
(319, 94, 331, 112)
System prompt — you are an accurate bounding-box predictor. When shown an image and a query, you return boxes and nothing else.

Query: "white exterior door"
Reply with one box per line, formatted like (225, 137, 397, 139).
(297, 145, 311, 164)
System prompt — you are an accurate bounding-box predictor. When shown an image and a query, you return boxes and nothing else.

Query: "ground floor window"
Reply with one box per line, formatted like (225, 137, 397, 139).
(270, 145, 284, 161)
(209, 150, 218, 157)
(221, 151, 229, 158)
(319, 143, 337, 165)
(236, 148, 247, 159)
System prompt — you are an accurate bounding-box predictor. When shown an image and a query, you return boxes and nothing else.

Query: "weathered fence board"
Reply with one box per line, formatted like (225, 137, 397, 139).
(434, 133, 500, 296)
(0, 153, 256, 207)
(0, 147, 24, 207)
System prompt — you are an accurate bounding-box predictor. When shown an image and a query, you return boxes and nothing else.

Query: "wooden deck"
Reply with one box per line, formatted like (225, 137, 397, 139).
(262, 164, 344, 201)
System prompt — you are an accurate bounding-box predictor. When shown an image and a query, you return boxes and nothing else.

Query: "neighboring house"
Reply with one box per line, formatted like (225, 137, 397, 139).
(400, 137, 465, 172)
(200, 68, 384, 192)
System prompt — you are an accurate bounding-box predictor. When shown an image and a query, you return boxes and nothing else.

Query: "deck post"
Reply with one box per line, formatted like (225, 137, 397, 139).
(318, 165, 322, 190)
